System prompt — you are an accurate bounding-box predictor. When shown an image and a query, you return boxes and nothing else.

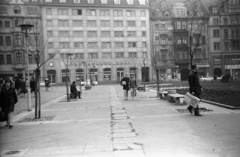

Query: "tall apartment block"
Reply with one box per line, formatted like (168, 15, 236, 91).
(0, 0, 151, 84)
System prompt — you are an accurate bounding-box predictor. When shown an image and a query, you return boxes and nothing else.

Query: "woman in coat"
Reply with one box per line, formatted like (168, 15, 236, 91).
(0, 80, 18, 128)
(120, 74, 130, 100)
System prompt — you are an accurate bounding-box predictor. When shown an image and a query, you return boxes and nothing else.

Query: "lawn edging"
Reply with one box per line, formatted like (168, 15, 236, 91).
(201, 99, 240, 110)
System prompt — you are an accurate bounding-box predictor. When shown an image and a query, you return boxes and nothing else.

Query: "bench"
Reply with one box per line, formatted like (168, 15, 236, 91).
(168, 93, 185, 105)
(158, 91, 168, 99)
(137, 85, 144, 91)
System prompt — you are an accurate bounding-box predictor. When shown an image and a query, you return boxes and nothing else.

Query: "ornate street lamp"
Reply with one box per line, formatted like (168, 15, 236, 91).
(20, 24, 33, 111)
(66, 53, 72, 102)
(143, 59, 147, 92)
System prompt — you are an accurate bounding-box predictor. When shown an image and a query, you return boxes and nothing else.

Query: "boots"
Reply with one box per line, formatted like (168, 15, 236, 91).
(194, 106, 202, 116)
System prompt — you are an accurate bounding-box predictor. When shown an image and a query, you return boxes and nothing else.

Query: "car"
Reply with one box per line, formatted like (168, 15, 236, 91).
(200, 76, 214, 81)
(40, 81, 45, 87)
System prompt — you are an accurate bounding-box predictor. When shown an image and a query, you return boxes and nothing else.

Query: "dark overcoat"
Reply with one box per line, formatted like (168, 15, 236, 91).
(121, 77, 130, 90)
(0, 87, 18, 113)
(188, 71, 202, 98)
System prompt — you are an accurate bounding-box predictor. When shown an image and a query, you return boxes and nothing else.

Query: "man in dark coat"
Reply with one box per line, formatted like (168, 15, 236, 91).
(0, 80, 18, 128)
(187, 64, 203, 116)
(70, 81, 80, 99)
(120, 74, 130, 100)
(14, 77, 20, 95)
(30, 77, 36, 93)
(45, 77, 50, 91)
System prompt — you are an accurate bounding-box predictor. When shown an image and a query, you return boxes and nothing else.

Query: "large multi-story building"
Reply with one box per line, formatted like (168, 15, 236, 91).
(207, 0, 240, 79)
(150, 0, 210, 81)
(0, 0, 151, 84)
(0, 0, 41, 80)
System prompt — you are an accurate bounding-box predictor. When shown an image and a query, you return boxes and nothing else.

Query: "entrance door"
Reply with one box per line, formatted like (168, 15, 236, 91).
(47, 70, 56, 83)
(117, 68, 124, 82)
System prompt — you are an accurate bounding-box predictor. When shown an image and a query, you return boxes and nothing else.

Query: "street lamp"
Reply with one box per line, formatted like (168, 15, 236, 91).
(66, 54, 72, 102)
(143, 59, 147, 92)
(20, 24, 33, 111)
(93, 64, 96, 86)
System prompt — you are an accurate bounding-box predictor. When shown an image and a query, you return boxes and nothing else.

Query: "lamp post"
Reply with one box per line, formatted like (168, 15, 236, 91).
(93, 64, 96, 86)
(20, 24, 33, 111)
(66, 54, 72, 102)
(143, 59, 147, 92)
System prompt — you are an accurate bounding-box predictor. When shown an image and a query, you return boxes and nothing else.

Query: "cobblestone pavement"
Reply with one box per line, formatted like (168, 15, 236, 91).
(0, 85, 240, 157)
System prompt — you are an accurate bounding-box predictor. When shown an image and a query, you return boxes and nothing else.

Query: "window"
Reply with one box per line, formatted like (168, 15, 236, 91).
(6, 36, 11, 46)
(88, 42, 98, 48)
(141, 21, 146, 27)
(0, 36, 3, 46)
(101, 31, 111, 38)
(115, 42, 124, 48)
(214, 42, 220, 50)
(87, 31, 97, 38)
(213, 29, 220, 38)
(155, 24, 159, 30)
(16, 51, 22, 64)
(0, 21, 2, 28)
(102, 42, 111, 49)
(128, 42, 137, 48)
(142, 31, 146, 37)
(48, 42, 54, 48)
(75, 53, 84, 59)
(140, 10, 146, 17)
(127, 21, 136, 27)
(59, 42, 70, 49)
(58, 20, 69, 27)
(27, 7, 38, 15)
(0, 55, 4, 64)
(74, 42, 84, 48)
(127, 0, 133, 5)
(182, 21, 187, 29)
(212, 8, 218, 13)
(86, 9, 96, 16)
(73, 20, 83, 27)
(224, 42, 229, 50)
(142, 52, 147, 58)
(47, 20, 52, 27)
(202, 36, 206, 45)
(46, 8, 52, 15)
(74, 0, 80, 3)
(88, 0, 94, 3)
(72, 9, 82, 15)
(223, 18, 228, 25)
(102, 52, 112, 59)
(113, 10, 122, 16)
(114, 0, 120, 4)
(176, 21, 181, 29)
(126, 10, 135, 17)
(224, 29, 228, 39)
(46, 0, 52, 2)
(100, 10, 110, 16)
(0, 6, 8, 15)
(100, 20, 110, 27)
(142, 42, 147, 48)
(60, 0, 66, 3)
(87, 20, 97, 27)
(114, 31, 124, 37)
(15, 19, 21, 27)
(58, 9, 68, 15)
(5, 21, 10, 28)
(115, 52, 124, 58)
(127, 31, 136, 37)
(232, 41, 240, 50)
(114, 21, 123, 27)
(73, 31, 83, 38)
(59, 31, 69, 38)
(88, 53, 98, 59)
(101, 0, 107, 3)
(128, 52, 137, 58)
(213, 18, 219, 25)
(14, 6, 21, 14)
(6, 54, 11, 64)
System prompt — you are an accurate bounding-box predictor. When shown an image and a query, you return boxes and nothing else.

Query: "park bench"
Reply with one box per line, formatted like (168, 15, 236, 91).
(158, 90, 168, 99)
(168, 93, 185, 105)
(137, 85, 144, 91)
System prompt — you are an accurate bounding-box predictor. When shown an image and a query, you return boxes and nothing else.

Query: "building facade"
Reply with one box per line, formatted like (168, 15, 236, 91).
(207, 0, 240, 79)
(150, 0, 210, 81)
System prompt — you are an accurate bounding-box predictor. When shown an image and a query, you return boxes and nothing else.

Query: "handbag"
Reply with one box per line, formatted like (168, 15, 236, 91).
(0, 107, 7, 122)
(184, 92, 200, 108)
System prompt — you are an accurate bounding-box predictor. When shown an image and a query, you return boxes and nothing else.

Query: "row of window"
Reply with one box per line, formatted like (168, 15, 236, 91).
(46, 8, 146, 17)
(0, 6, 39, 15)
(46, 20, 146, 27)
(212, 16, 240, 25)
(48, 42, 147, 49)
(154, 21, 205, 31)
(0, 20, 39, 28)
(47, 31, 146, 38)
(0, 54, 12, 64)
(43, 0, 145, 5)
(214, 41, 240, 51)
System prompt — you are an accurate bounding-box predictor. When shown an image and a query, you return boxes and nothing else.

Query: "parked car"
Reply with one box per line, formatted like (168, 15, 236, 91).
(40, 81, 45, 87)
(200, 76, 214, 81)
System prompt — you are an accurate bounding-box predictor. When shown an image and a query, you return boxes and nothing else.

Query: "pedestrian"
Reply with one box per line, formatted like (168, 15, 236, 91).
(14, 77, 20, 95)
(30, 77, 36, 94)
(70, 81, 80, 99)
(19, 79, 27, 97)
(45, 77, 50, 92)
(0, 80, 18, 128)
(187, 64, 203, 116)
(120, 74, 130, 101)
(129, 75, 137, 99)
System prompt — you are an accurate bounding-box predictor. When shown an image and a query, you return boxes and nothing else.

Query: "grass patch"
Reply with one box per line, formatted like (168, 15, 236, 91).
(150, 80, 240, 108)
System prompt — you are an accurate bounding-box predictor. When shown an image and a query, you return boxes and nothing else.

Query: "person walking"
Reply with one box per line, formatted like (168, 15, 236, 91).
(0, 80, 18, 128)
(19, 79, 27, 97)
(120, 74, 130, 101)
(14, 77, 20, 95)
(30, 77, 36, 94)
(187, 64, 203, 116)
(45, 77, 50, 92)
(129, 75, 137, 100)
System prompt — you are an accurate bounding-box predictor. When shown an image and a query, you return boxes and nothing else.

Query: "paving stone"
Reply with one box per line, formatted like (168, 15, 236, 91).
(113, 137, 139, 144)
(112, 128, 134, 133)
(112, 132, 137, 138)
(111, 110, 126, 114)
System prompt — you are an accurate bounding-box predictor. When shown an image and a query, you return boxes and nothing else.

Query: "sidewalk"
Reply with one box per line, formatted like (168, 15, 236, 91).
(0, 85, 240, 157)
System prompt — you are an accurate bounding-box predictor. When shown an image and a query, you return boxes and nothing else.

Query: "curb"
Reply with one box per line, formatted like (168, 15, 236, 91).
(201, 99, 240, 110)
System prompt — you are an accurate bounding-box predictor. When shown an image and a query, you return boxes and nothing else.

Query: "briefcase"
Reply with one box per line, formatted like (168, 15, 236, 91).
(184, 92, 200, 108)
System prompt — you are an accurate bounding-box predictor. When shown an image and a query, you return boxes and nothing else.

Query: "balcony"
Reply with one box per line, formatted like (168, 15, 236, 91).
(12, 64, 26, 70)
